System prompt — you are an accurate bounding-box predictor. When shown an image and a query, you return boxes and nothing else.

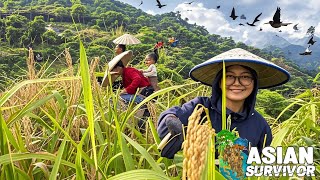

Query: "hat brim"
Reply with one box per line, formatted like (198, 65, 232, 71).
(101, 50, 133, 87)
(189, 48, 290, 89)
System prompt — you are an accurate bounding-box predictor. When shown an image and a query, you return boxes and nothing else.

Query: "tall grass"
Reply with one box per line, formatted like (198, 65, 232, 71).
(0, 42, 206, 179)
(0, 41, 319, 179)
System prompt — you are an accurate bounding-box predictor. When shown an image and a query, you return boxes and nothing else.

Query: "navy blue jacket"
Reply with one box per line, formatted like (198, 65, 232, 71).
(157, 72, 272, 159)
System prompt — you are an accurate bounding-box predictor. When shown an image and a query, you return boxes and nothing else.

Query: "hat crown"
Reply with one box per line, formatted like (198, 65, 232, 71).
(211, 48, 265, 61)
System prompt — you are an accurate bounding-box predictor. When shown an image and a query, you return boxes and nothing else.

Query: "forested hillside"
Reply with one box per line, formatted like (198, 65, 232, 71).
(0, 0, 315, 94)
(0, 1, 319, 179)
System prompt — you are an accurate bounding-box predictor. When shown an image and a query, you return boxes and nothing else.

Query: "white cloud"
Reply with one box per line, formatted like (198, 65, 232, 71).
(174, 3, 243, 41)
(145, 10, 156, 15)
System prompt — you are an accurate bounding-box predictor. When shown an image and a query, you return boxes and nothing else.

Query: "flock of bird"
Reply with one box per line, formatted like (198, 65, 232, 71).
(136, 0, 317, 56)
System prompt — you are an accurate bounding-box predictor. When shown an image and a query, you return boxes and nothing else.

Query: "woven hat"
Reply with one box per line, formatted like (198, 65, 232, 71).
(189, 48, 290, 89)
(112, 34, 141, 45)
(101, 50, 133, 86)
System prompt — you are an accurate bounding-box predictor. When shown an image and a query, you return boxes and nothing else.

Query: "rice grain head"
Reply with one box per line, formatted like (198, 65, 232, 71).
(182, 104, 215, 180)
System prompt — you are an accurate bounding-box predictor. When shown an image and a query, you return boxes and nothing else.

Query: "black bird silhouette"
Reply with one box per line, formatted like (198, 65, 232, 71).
(279, 30, 282, 32)
(139, 0, 143, 6)
(156, 0, 166, 8)
(247, 13, 262, 26)
(308, 36, 316, 45)
(259, 27, 262, 31)
(217, 5, 220, 9)
(185, 1, 194, 5)
(265, 7, 292, 28)
(299, 45, 312, 55)
(230, 7, 238, 20)
(187, 9, 192, 11)
(293, 24, 299, 31)
(240, 14, 246, 20)
(239, 23, 244, 26)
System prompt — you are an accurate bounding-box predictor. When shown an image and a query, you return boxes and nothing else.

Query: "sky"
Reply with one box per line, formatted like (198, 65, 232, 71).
(117, 0, 320, 47)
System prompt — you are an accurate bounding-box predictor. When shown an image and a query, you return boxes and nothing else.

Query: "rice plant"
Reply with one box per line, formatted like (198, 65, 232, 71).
(0, 41, 319, 179)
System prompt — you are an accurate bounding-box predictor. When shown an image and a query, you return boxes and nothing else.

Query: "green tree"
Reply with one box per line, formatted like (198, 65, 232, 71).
(5, 26, 24, 45)
(71, 3, 88, 23)
(256, 89, 290, 121)
(98, 11, 129, 29)
(42, 30, 59, 45)
(5, 14, 28, 28)
(53, 7, 69, 22)
(28, 16, 46, 44)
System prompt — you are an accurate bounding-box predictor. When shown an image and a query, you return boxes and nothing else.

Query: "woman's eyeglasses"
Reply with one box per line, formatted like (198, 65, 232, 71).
(226, 75, 254, 86)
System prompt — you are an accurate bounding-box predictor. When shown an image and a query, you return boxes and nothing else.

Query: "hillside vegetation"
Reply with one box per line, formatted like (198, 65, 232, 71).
(0, 1, 319, 179)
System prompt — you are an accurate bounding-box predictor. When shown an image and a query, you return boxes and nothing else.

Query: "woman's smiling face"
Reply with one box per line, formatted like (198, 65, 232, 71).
(221, 65, 255, 103)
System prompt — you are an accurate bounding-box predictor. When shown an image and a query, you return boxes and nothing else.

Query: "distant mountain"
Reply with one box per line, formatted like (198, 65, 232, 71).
(247, 33, 291, 49)
(261, 35, 320, 72)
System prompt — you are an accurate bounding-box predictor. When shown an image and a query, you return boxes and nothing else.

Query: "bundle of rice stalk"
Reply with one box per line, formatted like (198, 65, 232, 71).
(182, 104, 215, 180)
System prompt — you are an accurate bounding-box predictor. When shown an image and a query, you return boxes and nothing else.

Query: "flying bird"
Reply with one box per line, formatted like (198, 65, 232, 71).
(239, 23, 244, 26)
(307, 36, 316, 45)
(259, 27, 262, 31)
(265, 7, 292, 28)
(247, 13, 262, 26)
(156, 0, 166, 8)
(306, 26, 315, 36)
(293, 24, 299, 31)
(279, 30, 282, 32)
(299, 45, 312, 55)
(230, 7, 238, 20)
(187, 9, 192, 11)
(217, 5, 220, 9)
(139, 0, 143, 6)
(184, 1, 194, 5)
(240, 14, 246, 20)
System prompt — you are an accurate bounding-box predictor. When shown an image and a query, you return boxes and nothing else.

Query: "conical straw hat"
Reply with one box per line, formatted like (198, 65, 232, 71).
(112, 34, 141, 45)
(101, 50, 133, 87)
(189, 48, 290, 89)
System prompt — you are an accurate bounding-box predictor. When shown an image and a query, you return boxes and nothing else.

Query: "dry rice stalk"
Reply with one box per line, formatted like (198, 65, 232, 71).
(182, 105, 215, 180)
(70, 116, 80, 142)
(61, 48, 82, 119)
(89, 57, 100, 92)
(27, 48, 36, 80)
(311, 87, 320, 97)
(65, 48, 73, 76)
(147, 101, 157, 127)
(22, 117, 37, 152)
(26, 48, 38, 101)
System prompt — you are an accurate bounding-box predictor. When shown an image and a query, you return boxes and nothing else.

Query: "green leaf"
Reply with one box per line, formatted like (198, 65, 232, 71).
(122, 133, 164, 175)
(79, 41, 98, 169)
(222, 60, 226, 130)
(271, 126, 289, 147)
(107, 169, 170, 180)
(49, 139, 66, 180)
(0, 153, 75, 168)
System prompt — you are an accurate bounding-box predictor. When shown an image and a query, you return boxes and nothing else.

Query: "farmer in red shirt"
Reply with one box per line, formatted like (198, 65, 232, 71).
(116, 61, 153, 103)
(101, 50, 154, 132)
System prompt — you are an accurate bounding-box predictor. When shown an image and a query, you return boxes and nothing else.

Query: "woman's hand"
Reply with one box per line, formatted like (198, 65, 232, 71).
(120, 89, 127, 95)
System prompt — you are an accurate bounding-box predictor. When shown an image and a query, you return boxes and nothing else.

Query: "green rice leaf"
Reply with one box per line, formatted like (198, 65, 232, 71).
(79, 41, 97, 169)
(0, 153, 75, 168)
(49, 139, 66, 180)
(271, 126, 289, 147)
(107, 169, 170, 180)
(222, 60, 226, 130)
(122, 133, 164, 174)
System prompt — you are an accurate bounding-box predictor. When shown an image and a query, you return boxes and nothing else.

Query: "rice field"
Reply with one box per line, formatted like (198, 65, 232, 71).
(0, 42, 319, 180)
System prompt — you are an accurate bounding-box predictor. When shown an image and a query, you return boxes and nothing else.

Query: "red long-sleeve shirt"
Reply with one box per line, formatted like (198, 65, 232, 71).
(122, 67, 151, 94)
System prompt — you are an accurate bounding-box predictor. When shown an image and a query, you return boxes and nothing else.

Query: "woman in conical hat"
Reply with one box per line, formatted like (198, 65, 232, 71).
(157, 48, 290, 159)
